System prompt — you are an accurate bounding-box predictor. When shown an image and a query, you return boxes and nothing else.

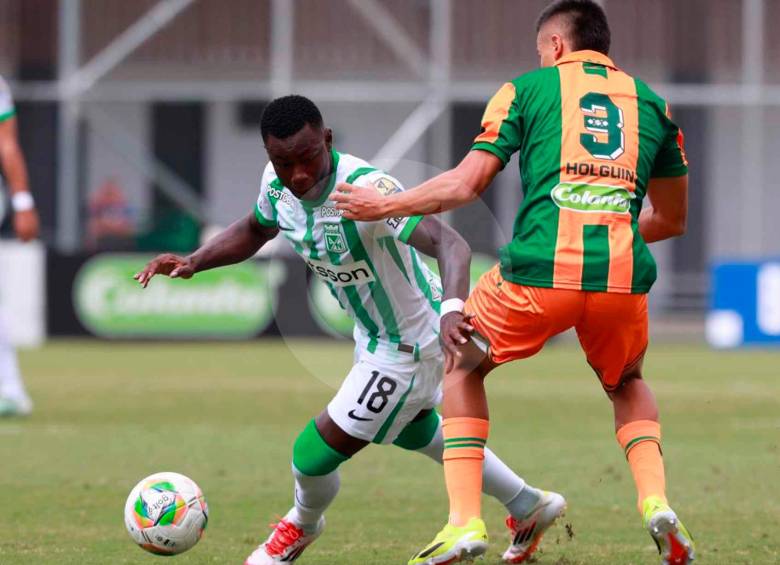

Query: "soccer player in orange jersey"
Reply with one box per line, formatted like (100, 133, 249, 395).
(333, 1, 694, 563)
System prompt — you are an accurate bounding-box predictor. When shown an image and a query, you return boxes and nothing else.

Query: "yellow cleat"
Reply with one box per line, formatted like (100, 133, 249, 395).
(408, 517, 489, 565)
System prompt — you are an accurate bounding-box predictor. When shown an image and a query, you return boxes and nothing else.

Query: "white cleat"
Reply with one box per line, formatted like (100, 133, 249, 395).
(502, 491, 566, 563)
(244, 515, 324, 564)
(0, 396, 32, 417)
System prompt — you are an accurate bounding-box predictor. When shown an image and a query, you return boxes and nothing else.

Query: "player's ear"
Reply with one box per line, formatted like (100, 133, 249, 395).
(324, 128, 333, 150)
(552, 33, 565, 60)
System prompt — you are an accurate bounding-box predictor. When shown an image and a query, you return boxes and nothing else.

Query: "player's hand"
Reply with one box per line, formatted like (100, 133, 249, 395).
(134, 254, 195, 288)
(13, 209, 39, 242)
(332, 183, 388, 221)
(440, 312, 475, 373)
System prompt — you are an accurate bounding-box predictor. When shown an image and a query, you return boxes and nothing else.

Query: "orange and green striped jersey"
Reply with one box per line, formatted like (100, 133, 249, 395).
(472, 51, 688, 294)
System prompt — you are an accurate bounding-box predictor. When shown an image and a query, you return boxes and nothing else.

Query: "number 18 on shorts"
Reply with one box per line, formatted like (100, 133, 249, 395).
(327, 354, 442, 445)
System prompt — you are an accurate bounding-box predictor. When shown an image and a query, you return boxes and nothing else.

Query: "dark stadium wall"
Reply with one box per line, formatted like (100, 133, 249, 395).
(6, 0, 59, 243)
(670, 107, 707, 277)
(450, 103, 498, 255)
(16, 0, 57, 81)
(140, 102, 206, 253)
(667, 1, 709, 310)
(11, 102, 60, 242)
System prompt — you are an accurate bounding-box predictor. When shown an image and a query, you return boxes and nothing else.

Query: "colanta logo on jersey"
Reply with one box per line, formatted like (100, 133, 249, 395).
(305, 257, 376, 287)
(551, 182, 635, 214)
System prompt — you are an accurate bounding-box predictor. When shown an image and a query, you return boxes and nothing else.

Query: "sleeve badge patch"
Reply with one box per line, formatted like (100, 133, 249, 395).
(373, 176, 402, 196)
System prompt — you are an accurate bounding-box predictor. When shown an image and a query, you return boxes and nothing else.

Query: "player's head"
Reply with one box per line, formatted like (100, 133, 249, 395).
(536, 0, 610, 67)
(261, 95, 333, 198)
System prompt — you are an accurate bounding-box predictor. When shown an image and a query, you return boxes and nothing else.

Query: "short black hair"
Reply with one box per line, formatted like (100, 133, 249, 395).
(536, 0, 611, 55)
(260, 95, 323, 141)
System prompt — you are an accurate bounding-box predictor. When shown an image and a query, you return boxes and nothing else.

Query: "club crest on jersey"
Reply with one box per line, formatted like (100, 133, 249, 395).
(323, 223, 347, 253)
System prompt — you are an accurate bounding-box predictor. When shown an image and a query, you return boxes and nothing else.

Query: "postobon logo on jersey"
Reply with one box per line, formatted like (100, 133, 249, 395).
(551, 182, 635, 214)
(266, 187, 295, 206)
(305, 258, 375, 287)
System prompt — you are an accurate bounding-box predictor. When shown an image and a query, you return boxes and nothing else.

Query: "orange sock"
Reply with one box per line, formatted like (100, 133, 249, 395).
(442, 417, 489, 526)
(616, 419, 667, 514)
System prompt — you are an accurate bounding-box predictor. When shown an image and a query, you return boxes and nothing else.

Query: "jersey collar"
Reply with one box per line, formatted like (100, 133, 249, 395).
(301, 148, 340, 209)
(554, 50, 617, 70)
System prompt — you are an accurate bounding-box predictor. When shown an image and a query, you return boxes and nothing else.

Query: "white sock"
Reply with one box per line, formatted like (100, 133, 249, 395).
(415, 418, 536, 514)
(504, 484, 542, 519)
(288, 464, 340, 533)
(0, 318, 31, 406)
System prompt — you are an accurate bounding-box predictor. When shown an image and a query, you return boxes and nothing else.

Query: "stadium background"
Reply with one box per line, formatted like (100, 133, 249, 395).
(0, 1, 779, 564)
(1, 0, 780, 343)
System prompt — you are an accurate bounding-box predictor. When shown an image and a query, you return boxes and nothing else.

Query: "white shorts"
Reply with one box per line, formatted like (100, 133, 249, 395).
(327, 352, 443, 445)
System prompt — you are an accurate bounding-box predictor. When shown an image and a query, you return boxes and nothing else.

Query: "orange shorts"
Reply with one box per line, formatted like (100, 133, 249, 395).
(465, 265, 648, 391)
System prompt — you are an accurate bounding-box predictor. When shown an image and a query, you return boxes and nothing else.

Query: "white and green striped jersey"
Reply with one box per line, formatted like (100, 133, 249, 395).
(255, 150, 443, 362)
(0, 75, 16, 122)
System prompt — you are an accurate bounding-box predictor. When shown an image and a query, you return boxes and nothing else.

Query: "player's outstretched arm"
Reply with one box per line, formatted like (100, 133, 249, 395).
(406, 216, 474, 371)
(333, 150, 502, 221)
(639, 175, 688, 243)
(0, 116, 39, 242)
(134, 213, 278, 287)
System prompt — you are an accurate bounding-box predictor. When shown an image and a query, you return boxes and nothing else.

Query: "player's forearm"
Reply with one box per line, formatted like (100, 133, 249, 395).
(0, 143, 31, 194)
(380, 168, 481, 218)
(385, 168, 479, 217)
(407, 217, 471, 301)
(188, 215, 275, 273)
(638, 206, 686, 243)
(437, 234, 471, 301)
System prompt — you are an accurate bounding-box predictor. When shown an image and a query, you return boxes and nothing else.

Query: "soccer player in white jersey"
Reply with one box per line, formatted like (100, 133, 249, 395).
(136, 96, 564, 564)
(0, 75, 40, 417)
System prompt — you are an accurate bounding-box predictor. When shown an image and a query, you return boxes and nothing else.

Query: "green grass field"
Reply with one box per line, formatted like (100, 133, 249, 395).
(1, 339, 778, 564)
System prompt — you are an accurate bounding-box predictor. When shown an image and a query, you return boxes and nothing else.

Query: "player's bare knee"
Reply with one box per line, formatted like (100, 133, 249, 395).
(621, 362, 643, 383)
(449, 340, 490, 375)
(313, 411, 368, 458)
(606, 353, 646, 397)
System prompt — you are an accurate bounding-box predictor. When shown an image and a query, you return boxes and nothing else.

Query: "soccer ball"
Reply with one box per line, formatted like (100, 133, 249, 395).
(124, 472, 209, 555)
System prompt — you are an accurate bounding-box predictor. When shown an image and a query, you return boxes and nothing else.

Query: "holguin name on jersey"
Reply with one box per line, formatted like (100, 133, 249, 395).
(565, 162, 637, 184)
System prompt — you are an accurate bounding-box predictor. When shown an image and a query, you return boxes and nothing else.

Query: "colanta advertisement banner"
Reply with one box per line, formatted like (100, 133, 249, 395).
(72, 254, 285, 339)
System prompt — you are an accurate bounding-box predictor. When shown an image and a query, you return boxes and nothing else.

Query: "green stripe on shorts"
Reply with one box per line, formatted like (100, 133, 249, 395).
(372, 375, 415, 444)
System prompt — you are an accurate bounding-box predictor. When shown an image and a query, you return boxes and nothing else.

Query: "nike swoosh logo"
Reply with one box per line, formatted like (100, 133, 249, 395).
(278, 225, 294, 232)
(417, 541, 445, 559)
(347, 409, 373, 422)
